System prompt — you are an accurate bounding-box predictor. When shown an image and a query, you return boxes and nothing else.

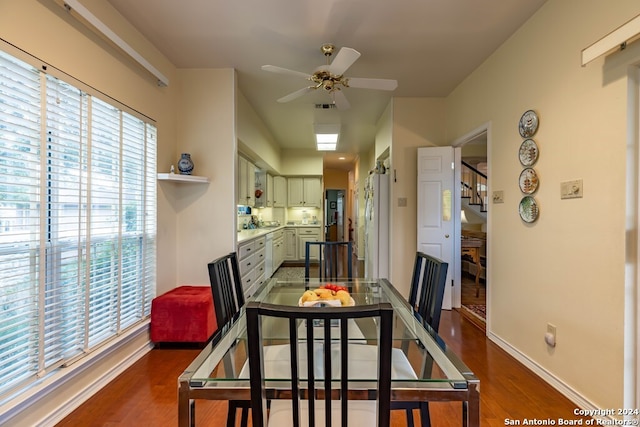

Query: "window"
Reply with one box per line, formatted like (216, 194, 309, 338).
(0, 49, 156, 398)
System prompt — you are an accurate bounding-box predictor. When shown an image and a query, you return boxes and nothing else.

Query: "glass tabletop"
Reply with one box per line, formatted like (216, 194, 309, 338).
(181, 278, 475, 391)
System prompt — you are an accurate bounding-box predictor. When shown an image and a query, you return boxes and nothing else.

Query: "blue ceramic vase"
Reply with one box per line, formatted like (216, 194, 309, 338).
(177, 153, 194, 175)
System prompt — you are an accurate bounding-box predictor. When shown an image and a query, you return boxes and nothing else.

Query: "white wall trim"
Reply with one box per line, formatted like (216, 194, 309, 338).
(487, 331, 609, 419)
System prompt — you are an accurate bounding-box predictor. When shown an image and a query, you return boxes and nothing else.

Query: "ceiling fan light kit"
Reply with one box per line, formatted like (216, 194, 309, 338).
(261, 43, 398, 109)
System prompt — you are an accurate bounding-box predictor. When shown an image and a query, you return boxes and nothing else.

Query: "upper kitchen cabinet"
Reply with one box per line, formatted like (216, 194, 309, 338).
(266, 173, 274, 207)
(254, 170, 269, 208)
(255, 172, 285, 208)
(273, 176, 287, 208)
(287, 177, 322, 208)
(238, 156, 256, 207)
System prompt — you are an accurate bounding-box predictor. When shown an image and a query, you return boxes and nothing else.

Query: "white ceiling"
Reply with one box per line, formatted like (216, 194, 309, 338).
(106, 0, 546, 169)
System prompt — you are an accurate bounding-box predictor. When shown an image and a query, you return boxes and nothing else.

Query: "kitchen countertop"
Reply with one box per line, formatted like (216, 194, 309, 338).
(237, 224, 321, 243)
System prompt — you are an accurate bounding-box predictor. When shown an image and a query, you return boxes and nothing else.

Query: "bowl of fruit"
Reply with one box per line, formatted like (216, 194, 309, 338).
(298, 284, 354, 307)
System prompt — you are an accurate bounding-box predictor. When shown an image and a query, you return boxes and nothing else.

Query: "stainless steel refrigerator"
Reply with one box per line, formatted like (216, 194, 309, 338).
(364, 173, 390, 279)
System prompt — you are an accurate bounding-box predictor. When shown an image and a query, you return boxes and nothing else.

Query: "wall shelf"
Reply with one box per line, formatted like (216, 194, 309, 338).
(157, 173, 209, 183)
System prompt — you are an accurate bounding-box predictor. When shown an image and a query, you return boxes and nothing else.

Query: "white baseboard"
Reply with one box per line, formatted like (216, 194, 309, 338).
(487, 330, 605, 417)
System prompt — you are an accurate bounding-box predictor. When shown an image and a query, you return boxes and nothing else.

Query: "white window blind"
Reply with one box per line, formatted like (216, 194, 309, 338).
(0, 48, 156, 397)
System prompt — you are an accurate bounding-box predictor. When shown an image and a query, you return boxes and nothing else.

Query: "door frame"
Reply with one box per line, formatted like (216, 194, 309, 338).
(451, 123, 491, 318)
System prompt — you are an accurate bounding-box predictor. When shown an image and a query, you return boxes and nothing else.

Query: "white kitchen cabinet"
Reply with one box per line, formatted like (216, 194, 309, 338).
(271, 229, 285, 273)
(297, 227, 321, 260)
(273, 176, 287, 207)
(284, 228, 297, 261)
(237, 235, 266, 297)
(303, 178, 322, 207)
(287, 177, 321, 207)
(266, 173, 274, 207)
(238, 156, 256, 207)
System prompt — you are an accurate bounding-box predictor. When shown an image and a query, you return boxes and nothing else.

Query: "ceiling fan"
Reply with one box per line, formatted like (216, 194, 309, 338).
(261, 44, 398, 109)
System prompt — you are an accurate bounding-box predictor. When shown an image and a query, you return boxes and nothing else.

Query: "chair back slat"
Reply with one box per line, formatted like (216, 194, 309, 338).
(208, 253, 245, 333)
(304, 241, 353, 280)
(408, 252, 448, 332)
(246, 301, 393, 427)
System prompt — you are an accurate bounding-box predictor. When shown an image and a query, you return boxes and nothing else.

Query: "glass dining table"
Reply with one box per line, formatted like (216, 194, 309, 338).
(178, 277, 479, 427)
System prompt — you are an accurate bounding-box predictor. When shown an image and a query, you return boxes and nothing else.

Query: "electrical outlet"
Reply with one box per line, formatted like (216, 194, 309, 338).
(545, 323, 557, 347)
(398, 197, 407, 207)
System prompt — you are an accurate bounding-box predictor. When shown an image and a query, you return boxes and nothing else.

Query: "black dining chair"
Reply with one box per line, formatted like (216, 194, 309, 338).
(246, 301, 393, 427)
(394, 251, 449, 427)
(207, 252, 249, 427)
(408, 251, 449, 332)
(304, 241, 353, 281)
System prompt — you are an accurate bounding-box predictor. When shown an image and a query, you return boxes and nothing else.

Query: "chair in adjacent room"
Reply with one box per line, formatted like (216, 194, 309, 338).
(246, 301, 393, 427)
(304, 241, 353, 281)
(207, 252, 249, 427)
(394, 251, 449, 427)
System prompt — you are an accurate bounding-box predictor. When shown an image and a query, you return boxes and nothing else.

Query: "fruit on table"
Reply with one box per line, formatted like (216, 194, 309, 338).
(300, 285, 351, 306)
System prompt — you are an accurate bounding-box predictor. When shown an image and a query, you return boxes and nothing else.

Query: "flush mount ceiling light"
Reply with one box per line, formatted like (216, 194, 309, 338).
(314, 124, 340, 151)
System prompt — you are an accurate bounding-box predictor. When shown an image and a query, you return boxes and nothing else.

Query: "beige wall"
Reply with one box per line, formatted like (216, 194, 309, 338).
(237, 90, 282, 173)
(444, 0, 640, 410)
(280, 149, 324, 175)
(323, 168, 349, 190)
(387, 98, 447, 297)
(173, 68, 238, 287)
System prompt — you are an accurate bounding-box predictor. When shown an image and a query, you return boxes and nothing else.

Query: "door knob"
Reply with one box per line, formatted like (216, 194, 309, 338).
(445, 234, 450, 238)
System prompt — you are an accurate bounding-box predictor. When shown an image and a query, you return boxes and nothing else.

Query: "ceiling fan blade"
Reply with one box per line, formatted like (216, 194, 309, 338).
(346, 77, 398, 91)
(261, 65, 311, 80)
(277, 86, 315, 103)
(332, 90, 350, 110)
(328, 47, 361, 76)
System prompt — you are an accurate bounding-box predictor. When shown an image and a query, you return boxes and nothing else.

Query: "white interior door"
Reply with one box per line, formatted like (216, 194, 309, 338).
(417, 147, 455, 310)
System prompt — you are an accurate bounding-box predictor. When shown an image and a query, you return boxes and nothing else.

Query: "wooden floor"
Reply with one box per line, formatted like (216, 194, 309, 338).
(56, 309, 584, 427)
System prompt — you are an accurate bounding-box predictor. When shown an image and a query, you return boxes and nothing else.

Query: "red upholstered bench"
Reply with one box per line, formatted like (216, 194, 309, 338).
(150, 286, 217, 344)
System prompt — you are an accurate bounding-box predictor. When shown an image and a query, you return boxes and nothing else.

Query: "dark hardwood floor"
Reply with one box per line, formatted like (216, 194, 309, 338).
(56, 308, 584, 426)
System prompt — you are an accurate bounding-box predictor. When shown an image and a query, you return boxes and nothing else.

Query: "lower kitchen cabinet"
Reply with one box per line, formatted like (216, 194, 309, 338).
(271, 229, 285, 274)
(297, 227, 321, 260)
(237, 235, 266, 297)
(284, 228, 297, 261)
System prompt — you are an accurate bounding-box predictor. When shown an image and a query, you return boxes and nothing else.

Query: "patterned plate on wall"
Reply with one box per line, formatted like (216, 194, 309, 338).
(518, 109, 539, 138)
(519, 139, 539, 166)
(519, 196, 539, 223)
(519, 167, 539, 194)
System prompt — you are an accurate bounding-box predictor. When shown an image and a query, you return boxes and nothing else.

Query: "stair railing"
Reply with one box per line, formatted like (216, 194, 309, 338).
(461, 161, 487, 212)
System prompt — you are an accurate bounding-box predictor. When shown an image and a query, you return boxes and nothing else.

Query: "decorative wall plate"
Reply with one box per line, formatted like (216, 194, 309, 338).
(519, 167, 539, 194)
(519, 139, 539, 166)
(518, 109, 539, 138)
(519, 196, 539, 223)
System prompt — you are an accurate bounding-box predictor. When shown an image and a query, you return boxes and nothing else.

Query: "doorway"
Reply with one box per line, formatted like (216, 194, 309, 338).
(453, 125, 489, 326)
(325, 189, 345, 241)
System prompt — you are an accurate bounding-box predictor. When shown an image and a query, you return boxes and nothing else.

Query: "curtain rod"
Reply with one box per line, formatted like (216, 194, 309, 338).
(582, 13, 640, 66)
(55, 0, 169, 87)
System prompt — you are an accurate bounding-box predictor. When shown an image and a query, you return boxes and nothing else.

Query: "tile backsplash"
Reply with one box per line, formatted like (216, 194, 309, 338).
(237, 206, 319, 230)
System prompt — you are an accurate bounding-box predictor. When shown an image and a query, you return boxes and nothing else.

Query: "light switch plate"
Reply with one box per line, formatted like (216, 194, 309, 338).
(398, 197, 407, 207)
(561, 179, 583, 199)
(492, 190, 504, 204)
